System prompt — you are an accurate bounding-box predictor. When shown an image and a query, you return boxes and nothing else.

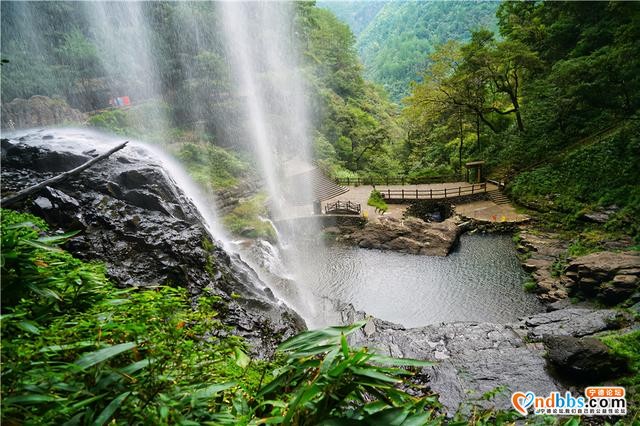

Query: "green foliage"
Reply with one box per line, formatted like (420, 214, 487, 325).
(223, 194, 277, 242)
(0, 209, 258, 424)
(175, 141, 251, 190)
(523, 280, 537, 293)
(367, 190, 388, 214)
(345, 1, 499, 102)
(600, 330, 640, 421)
(317, 1, 385, 37)
(299, 5, 404, 176)
(1, 209, 107, 313)
(88, 109, 130, 135)
(242, 321, 440, 425)
(403, 1, 640, 244)
(508, 120, 640, 241)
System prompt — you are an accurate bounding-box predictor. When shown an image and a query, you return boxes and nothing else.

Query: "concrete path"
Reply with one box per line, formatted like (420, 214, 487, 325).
(320, 182, 528, 223)
(455, 199, 529, 223)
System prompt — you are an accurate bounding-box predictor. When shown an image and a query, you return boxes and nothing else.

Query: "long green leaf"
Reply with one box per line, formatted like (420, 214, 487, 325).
(400, 412, 433, 426)
(278, 321, 366, 352)
(3, 394, 61, 405)
(366, 407, 409, 425)
(40, 341, 96, 353)
(191, 382, 236, 402)
(22, 239, 63, 252)
(92, 391, 130, 426)
(349, 366, 401, 384)
(233, 347, 251, 369)
(75, 342, 136, 370)
(37, 231, 80, 244)
(369, 354, 435, 368)
(17, 320, 41, 335)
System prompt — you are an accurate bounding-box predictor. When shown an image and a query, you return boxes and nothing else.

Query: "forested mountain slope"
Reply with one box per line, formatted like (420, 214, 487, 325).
(317, 1, 387, 37)
(0, 2, 402, 179)
(322, 1, 498, 102)
(403, 1, 640, 242)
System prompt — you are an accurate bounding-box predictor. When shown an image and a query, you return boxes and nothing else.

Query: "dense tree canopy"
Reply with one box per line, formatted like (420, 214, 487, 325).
(321, 1, 499, 102)
(403, 1, 640, 240)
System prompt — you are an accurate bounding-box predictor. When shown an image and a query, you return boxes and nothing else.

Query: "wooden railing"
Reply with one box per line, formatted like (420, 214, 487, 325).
(324, 200, 361, 215)
(335, 174, 461, 186)
(379, 183, 487, 201)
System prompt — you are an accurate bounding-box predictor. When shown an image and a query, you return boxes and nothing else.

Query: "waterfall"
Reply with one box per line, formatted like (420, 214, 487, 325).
(1, 1, 328, 327)
(219, 2, 314, 219)
(219, 2, 323, 326)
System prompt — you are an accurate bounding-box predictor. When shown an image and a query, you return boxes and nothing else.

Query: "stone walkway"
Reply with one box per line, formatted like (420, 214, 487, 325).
(455, 199, 529, 223)
(321, 182, 528, 223)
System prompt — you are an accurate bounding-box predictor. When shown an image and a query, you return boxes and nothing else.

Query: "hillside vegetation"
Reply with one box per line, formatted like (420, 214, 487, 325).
(322, 1, 498, 102)
(402, 1, 640, 242)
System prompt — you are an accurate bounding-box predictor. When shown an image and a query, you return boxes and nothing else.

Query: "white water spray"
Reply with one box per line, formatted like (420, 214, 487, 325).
(220, 2, 323, 325)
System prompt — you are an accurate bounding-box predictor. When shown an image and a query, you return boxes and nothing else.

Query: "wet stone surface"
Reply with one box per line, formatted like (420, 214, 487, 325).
(1, 133, 305, 356)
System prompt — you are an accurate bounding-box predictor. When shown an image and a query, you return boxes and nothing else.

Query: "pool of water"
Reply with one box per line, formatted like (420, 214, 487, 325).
(287, 234, 543, 328)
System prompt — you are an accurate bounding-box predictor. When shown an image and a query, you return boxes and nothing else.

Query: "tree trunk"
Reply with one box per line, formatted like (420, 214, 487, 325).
(1, 141, 129, 207)
(476, 113, 481, 152)
(458, 110, 464, 172)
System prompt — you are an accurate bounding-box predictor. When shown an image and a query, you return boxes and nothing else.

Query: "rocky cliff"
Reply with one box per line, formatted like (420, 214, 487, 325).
(1, 96, 87, 130)
(0, 129, 305, 356)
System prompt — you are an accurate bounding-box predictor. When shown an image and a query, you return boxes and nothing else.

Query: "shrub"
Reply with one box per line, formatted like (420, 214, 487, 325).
(523, 280, 537, 293)
(175, 142, 250, 189)
(222, 193, 277, 241)
(367, 189, 388, 214)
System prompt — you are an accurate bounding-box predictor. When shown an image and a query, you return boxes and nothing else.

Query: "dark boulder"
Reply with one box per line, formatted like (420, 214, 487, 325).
(543, 335, 627, 383)
(1, 132, 305, 356)
(565, 251, 640, 304)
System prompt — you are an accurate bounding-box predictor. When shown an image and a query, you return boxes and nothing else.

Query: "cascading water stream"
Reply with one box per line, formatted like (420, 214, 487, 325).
(219, 1, 324, 326)
(2, 0, 326, 327)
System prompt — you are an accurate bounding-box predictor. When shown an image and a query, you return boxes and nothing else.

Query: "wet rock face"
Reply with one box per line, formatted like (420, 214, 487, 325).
(340, 304, 630, 416)
(339, 216, 461, 256)
(565, 251, 640, 304)
(1, 96, 86, 129)
(1, 135, 305, 355)
(516, 231, 570, 302)
(341, 305, 560, 416)
(543, 335, 627, 383)
(517, 308, 631, 341)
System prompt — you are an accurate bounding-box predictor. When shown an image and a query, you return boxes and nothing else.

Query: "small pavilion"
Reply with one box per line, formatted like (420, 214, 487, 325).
(465, 160, 485, 183)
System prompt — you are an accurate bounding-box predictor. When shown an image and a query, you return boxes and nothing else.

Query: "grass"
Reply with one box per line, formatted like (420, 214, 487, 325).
(599, 330, 640, 422)
(222, 193, 277, 242)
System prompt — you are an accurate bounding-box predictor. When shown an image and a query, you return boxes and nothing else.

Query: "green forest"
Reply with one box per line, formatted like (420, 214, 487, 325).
(322, 1, 499, 102)
(403, 1, 640, 242)
(2, 0, 640, 424)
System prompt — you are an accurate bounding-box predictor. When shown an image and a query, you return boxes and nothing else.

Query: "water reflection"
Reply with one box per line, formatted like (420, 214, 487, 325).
(292, 234, 543, 328)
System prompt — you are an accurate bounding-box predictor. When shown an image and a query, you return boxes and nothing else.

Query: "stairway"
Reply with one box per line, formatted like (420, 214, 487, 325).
(284, 168, 349, 205)
(488, 190, 510, 205)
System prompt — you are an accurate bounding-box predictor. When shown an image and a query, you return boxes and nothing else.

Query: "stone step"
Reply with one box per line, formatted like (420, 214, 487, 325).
(488, 190, 510, 205)
(284, 168, 349, 205)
